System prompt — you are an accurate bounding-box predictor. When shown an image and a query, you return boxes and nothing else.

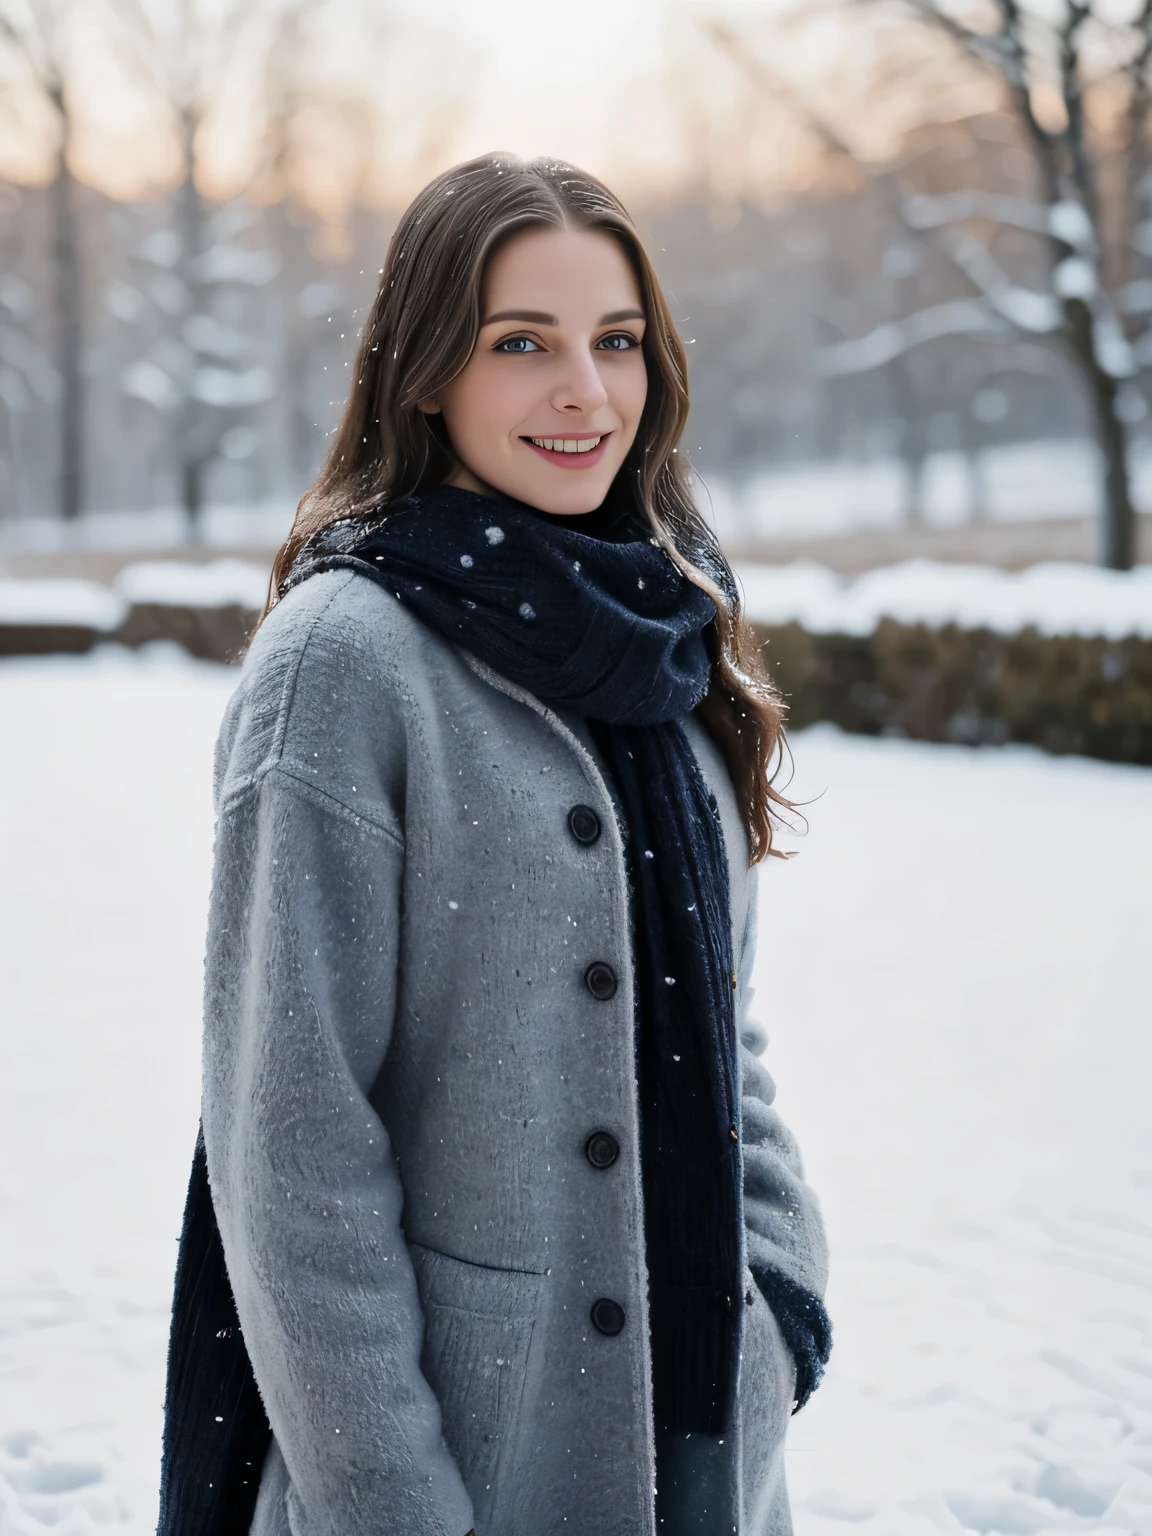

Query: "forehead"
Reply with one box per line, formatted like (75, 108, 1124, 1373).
(483, 225, 643, 314)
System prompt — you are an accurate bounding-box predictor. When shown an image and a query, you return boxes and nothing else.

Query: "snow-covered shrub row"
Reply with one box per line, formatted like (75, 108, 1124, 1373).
(0, 578, 129, 657)
(737, 559, 1152, 641)
(755, 620, 1152, 763)
(0, 579, 127, 631)
(0, 560, 268, 662)
(113, 559, 270, 611)
(110, 560, 270, 660)
(736, 561, 1152, 763)
(2, 558, 1151, 762)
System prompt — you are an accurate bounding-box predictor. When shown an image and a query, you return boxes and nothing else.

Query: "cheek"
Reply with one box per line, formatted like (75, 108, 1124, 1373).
(448, 366, 534, 451)
(614, 359, 648, 426)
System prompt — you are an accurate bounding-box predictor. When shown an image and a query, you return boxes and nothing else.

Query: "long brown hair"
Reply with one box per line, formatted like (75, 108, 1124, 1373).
(268, 152, 791, 861)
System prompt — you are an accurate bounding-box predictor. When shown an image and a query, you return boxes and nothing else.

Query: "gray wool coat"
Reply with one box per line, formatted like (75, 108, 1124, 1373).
(201, 567, 829, 1536)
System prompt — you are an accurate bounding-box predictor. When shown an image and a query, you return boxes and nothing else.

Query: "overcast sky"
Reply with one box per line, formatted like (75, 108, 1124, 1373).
(392, 0, 681, 184)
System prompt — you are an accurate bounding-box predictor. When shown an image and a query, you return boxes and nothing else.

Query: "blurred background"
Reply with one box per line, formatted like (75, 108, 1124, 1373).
(0, 3, 1149, 1535)
(2, 0, 1152, 573)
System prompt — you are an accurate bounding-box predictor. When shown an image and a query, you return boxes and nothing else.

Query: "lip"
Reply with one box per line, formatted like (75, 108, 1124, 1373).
(522, 432, 612, 470)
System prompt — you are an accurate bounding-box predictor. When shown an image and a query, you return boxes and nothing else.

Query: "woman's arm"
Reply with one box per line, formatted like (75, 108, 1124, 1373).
(737, 878, 833, 1410)
(202, 762, 475, 1536)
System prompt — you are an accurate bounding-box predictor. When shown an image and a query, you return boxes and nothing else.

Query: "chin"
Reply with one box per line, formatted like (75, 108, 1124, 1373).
(513, 474, 616, 517)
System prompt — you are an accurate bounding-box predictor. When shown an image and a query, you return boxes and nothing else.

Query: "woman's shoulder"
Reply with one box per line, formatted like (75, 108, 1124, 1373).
(213, 568, 443, 815)
(251, 564, 423, 669)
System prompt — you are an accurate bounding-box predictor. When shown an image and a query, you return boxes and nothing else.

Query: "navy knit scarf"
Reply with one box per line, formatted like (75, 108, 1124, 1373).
(157, 486, 827, 1535)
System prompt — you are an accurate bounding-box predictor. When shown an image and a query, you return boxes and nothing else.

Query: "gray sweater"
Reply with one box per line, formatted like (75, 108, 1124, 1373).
(201, 568, 829, 1536)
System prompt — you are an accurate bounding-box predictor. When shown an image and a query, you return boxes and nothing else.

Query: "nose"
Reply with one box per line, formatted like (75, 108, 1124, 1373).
(551, 346, 609, 415)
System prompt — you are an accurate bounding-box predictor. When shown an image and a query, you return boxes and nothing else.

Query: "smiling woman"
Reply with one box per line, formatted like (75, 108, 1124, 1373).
(158, 153, 831, 1536)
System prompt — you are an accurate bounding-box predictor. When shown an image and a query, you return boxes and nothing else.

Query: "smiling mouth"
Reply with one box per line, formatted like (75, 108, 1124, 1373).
(522, 432, 612, 467)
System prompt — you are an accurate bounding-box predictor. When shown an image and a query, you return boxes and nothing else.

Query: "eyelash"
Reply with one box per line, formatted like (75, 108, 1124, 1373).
(492, 332, 641, 354)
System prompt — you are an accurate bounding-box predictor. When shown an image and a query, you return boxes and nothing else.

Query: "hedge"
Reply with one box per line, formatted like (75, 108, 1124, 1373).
(3, 601, 1150, 767)
(753, 620, 1152, 765)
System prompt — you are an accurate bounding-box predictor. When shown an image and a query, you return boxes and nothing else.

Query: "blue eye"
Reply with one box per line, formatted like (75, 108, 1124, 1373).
(494, 336, 541, 353)
(597, 333, 640, 351)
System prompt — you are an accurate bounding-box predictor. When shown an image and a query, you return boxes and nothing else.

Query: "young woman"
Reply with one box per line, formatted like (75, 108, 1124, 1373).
(158, 153, 830, 1536)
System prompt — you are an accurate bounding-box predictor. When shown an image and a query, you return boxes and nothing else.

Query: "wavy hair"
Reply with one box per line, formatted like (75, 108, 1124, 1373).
(267, 152, 791, 861)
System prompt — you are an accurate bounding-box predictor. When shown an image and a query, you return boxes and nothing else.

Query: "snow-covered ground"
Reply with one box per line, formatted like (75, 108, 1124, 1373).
(0, 649, 1148, 1535)
(763, 735, 1152, 1536)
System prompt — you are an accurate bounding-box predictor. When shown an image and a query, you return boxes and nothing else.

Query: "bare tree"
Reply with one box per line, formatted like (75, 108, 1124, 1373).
(0, 183, 58, 521)
(0, 0, 85, 520)
(104, 0, 474, 535)
(106, 0, 275, 533)
(707, 1, 1152, 570)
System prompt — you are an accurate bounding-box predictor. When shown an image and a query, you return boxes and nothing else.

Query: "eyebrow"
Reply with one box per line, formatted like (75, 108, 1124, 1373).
(481, 307, 646, 326)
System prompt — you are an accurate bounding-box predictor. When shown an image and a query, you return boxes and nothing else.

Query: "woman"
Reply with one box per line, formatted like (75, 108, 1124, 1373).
(158, 153, 830, 1536)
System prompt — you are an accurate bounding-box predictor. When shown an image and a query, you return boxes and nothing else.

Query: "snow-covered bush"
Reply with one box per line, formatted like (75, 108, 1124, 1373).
(757, 620, 1152, 764)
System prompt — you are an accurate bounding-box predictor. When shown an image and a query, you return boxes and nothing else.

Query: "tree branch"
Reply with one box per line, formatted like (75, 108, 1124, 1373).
(704, 14, 1037, 340)
(814, 298, 1012, 374)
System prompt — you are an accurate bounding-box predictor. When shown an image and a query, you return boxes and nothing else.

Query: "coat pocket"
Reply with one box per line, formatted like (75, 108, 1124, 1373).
(739, 1270, 797, 1535)
(408, 1242, 543, 1518)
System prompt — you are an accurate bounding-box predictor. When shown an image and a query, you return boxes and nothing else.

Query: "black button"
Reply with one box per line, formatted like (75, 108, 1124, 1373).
(590, 1298, 625, 1336)
(585, 1132, 619, 1169)
(568, 805, 601, 845)
(584, 962, 617, 1001)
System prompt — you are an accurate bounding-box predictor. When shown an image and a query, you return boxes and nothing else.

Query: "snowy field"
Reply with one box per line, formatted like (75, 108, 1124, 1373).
(0, 648, 1149, 1536)
(705, 439, 1152, 544)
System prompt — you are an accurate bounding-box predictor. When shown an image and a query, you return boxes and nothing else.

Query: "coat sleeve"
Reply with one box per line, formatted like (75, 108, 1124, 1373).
(201, 761, 475, 1536)
(736, 876, 833, 1410)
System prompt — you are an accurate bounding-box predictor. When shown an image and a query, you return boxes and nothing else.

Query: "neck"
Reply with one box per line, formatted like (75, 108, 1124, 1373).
(530, 500, 634, 541)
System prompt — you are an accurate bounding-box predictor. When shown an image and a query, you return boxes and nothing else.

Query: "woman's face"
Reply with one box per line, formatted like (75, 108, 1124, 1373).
(422, 225, 649, 516)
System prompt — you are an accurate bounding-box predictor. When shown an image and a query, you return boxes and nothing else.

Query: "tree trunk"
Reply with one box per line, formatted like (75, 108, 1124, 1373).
(183, 457, 204, 531)
(959, 412, 988, 523)
(887, 357, 928, 525)
(902, 446, 927, 526)
(964, 446, 988, 524)
(50, 137, 82, 521)
(1093, 375, 1135, 571)
(178, 109, 207, 538)
(1065, 297, 1135, 571)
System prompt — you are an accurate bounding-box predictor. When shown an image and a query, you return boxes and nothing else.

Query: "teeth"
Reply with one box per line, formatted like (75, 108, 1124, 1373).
(530, 436, 602, 454)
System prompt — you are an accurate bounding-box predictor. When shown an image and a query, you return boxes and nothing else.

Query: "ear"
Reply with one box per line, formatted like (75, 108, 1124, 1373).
(416, 396, 442, 415)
